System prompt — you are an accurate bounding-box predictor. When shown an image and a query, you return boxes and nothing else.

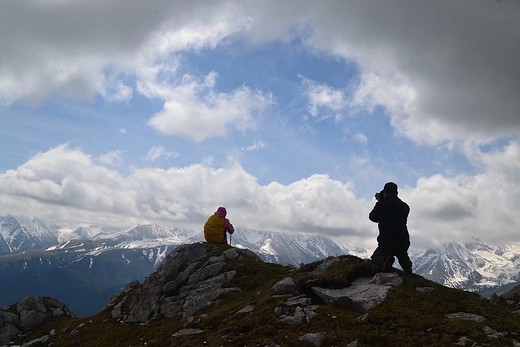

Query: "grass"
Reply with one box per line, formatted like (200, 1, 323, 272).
(15, 251, 520, 346)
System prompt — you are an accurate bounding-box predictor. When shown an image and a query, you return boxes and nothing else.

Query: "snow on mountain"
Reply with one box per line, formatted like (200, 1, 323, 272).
(412, 237, 520, 292)
(216, 228, 346, 266)
(4, 215, 520, 294)
(0, 215, 60, 253)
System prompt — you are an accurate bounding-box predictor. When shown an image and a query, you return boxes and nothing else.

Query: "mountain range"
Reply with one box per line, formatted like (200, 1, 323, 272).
(1, 215, 519, 316)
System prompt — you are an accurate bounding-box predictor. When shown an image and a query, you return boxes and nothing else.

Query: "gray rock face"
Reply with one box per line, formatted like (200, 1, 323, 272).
(312, 273, 403, 311)
(0, 296, 74, 345)
(444, 312, 487, 322)
(272, 277, 297, 292)
(108, 243, 262, 324)
(299, 332, 326, 346)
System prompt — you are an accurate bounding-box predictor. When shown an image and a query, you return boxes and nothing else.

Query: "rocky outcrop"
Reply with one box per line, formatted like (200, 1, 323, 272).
(109, 243, 405, 330)
(311, 272, 403, 311)
(107, 243, 262, 324)
(0, 296, 74, 345)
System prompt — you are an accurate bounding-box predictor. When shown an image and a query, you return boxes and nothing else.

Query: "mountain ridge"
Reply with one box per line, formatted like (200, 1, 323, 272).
(8, 242, 520, 346)
(1, 215, 519, 297)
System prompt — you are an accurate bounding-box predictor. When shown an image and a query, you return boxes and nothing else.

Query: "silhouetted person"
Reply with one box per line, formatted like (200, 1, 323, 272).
(204, 207, 234, 244)
(369, 182, 412, 273)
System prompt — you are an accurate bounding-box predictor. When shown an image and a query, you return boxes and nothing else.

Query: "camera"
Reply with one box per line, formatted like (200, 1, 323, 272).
(375, 190, 385, 201)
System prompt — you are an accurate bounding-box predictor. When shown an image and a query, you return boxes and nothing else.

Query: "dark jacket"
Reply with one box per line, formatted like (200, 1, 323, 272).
(369, 195, 410, 254)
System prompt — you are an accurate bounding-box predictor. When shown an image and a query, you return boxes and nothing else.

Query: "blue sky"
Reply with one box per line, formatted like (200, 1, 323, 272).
(1, 1, 519, 251)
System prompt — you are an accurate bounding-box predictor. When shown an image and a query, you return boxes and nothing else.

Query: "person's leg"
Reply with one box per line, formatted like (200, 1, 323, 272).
(370, 247, 384, 269)
(396, 252, 412, 273)
(371, 247, 394, 272)
(383, 255, 395, 272)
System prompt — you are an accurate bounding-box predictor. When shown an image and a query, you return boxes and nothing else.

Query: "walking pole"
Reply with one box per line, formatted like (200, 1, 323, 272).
(230, 232, 232, 247)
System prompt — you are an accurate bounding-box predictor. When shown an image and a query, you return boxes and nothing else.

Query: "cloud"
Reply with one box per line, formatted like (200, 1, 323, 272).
(302, 1, 520, 144)
(145, 146, 179, 162)
(301, 76, 347, 120)
(242, 140, 266, 152)
(1, 1, 518, 145)
(96, 150, 123, 167)
(146, 72, 272, 141)
(406, 141, 520, 249)
(2, 143, 519, 250)
(0, 145, 373, 243)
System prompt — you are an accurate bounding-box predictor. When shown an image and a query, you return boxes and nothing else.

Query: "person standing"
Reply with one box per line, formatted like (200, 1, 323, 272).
(204, 207, 235, 244)
(369, 182, 412, 273)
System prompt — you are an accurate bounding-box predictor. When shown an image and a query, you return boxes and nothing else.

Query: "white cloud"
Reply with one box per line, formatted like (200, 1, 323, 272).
(0, 145, 372, 243)
(303, 1, 520, 143)
(301, 76, 347, 120)
(242, 140, 266, 152)
(405, 141, 520, 249)
(96, 150, 123, 167)
(146, 72, 272, 141)
(2, 144, 519, 250)
(2, 1, 517, 144)
(145, 146, 179, 162)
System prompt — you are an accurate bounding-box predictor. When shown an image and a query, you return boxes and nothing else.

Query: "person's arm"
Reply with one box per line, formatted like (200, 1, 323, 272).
(369, 202, 383, 222)
(224, 219, 234, 234)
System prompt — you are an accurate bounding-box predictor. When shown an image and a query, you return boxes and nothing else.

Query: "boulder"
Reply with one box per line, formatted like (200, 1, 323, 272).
(444, 312, 487, 322)
(312, 273, 403, 311)
(109, 243, 261, 324)
(298, 332, 326, 346)
(0, 296, 74, 345)
(272, 277, 296, 292)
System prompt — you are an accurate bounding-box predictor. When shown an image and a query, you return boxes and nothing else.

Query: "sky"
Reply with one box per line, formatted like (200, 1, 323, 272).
(1, 0, 519, 252)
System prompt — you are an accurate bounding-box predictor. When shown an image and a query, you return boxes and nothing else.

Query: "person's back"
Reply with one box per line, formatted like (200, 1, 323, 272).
(369, 182, 412, 273)
(204, 207, 234, 244)
(370, 195, 410, 254)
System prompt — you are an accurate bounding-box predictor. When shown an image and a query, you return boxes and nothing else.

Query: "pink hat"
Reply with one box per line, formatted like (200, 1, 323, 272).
(214, 207, 227, 217)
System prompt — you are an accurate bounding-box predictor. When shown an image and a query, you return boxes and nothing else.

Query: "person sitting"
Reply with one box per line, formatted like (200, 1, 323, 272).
(204, 207, 234, 244)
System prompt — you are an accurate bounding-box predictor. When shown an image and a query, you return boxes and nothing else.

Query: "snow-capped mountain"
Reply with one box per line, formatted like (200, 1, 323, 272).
(3, 215, 520, 296)
(226, 228, 366, 266)
(0, 215, 199, 254)
(412, 238, 520, 292)
(0, 215, 358, 266)
(0, 215, 353, 317)
(0, 215, 60, 253)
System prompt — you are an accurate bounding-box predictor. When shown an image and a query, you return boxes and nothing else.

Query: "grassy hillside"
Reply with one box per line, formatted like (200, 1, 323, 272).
(14, 251, 520, 346)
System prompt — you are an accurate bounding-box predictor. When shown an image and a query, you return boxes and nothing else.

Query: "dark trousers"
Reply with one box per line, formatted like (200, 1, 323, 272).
(371, 246, 412, 273)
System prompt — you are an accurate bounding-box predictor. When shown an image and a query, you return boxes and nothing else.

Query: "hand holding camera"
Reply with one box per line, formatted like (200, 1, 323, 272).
(375, 190, 385, 202)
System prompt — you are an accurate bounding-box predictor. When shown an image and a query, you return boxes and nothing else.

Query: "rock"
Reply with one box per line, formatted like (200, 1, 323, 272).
(172, 328, 204, 336)
(278, 306, 306, 325)
(312, 257, 340, 276)
(276, 294, 317, 325)
(444, 312, 487, 322)
(286, 296, 311, 307)
(21, 334, 49, 346)
(357, 313, 369, 321)
(236, 305, 255, 314)
(312, 274, 402, 311)
(0, 296, 73, 345)
(187, 261, 227, 284)
(346, 339, 359, 347)
(484, 325, 508, 339)
(298, 332, 325, 346)
(371, 273, 403, 287)
(223, 248, 239, 259)
(272, 277, 296, 292)
(110, 243, 260, 324)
